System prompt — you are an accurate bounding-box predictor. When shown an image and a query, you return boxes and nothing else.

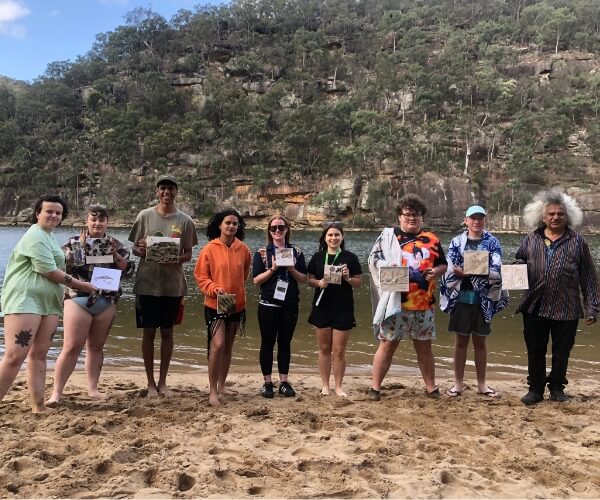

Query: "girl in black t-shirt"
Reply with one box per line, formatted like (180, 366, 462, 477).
(306, 223, 362, 396)
(253, 216, 307, 399)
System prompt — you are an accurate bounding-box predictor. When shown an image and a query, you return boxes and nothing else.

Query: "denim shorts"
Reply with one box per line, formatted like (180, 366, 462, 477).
(70, 296, 114, 317)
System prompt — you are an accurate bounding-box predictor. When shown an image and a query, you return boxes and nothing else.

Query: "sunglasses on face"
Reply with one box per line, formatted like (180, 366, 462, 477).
(270, 224, 286, 232)
(224, 220, 239, 226)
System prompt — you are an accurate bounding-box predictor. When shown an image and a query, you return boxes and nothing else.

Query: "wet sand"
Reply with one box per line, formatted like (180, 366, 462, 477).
(1, 370, 600, 498)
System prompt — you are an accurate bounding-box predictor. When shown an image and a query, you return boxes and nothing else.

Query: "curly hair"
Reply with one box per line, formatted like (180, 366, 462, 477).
(266, 215, 291, 245)
(206, 208, 246, 241)
(318, 222, 345, 252)
(30, 194, 69, 224)
(523, 189, 583, 229)
(396, 194, 428, 217)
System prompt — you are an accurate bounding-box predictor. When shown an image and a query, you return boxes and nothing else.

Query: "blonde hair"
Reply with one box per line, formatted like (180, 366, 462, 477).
(523, 189, 583, 229)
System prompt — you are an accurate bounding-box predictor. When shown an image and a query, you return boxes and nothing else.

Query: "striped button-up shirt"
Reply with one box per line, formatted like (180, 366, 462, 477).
(515, 227, 600, 320)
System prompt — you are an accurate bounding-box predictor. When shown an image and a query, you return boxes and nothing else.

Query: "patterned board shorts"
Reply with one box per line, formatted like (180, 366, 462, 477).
(377, 309, 436, 342)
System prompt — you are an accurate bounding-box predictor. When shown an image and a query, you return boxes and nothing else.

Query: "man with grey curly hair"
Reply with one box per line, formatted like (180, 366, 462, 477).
(515, 189, 599, 405)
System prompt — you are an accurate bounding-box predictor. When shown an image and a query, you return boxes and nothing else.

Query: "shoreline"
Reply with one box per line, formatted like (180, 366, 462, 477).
(1, 370, 600, 498)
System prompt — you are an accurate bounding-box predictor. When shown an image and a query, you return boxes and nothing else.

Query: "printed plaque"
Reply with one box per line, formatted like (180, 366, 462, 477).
(501, 264, 529, 290)
(463, 251, 489, 276)
(275, 248, 294, 267)
(379, 266, 409, 292)
(90, 267, 122, 292)
(323, 264, 343, 285)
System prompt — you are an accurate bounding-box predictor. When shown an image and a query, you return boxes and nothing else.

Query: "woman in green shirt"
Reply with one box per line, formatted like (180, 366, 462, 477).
(0, 195, 96, 413)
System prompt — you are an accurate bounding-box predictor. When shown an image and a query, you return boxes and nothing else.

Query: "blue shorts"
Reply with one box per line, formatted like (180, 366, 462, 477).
(70, 296, 114, 317)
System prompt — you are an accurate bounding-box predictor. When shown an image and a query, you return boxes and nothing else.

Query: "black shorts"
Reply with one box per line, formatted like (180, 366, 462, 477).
(136, 295, 182, 329)
(204, 306, 245, 358)
(308, 306, 355, 331)
(448, 303, 490, 336)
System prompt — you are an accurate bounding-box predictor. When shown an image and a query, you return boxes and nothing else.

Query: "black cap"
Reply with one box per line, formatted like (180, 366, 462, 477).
(156, 174, 178, 188)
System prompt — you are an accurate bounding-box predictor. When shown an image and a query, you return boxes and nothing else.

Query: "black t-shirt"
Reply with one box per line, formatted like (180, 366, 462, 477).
(252, 244, 307, 305)
(306, 249, 362, 312)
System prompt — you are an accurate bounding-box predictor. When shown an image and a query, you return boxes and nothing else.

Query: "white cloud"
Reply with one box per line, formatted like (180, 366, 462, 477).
(0, 0, 29, 23)
(0, 0, 30, 38)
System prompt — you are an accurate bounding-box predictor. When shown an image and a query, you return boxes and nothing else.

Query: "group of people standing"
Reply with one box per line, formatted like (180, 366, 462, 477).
(0, 176, 598, 413)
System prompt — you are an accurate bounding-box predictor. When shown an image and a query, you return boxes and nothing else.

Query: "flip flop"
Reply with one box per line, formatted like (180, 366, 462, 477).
(446, 388, 462, 397)
(478, 387, 501, 398)
(425, 387, 440, 399)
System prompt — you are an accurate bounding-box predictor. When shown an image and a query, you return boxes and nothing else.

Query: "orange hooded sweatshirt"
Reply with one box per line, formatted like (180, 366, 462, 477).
(194, 237, 251, 312)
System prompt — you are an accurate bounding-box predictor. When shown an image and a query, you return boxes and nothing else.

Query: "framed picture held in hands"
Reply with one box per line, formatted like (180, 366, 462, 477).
(145, 236, 180, 264)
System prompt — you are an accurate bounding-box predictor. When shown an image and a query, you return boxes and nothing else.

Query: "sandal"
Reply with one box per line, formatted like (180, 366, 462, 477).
(478, 387, 501, 398)
(446, 388, 462, 397)
(425, 387, 440, 399)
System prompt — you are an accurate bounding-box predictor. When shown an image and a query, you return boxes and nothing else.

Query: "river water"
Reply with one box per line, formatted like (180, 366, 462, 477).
(1, 226, 600, 379)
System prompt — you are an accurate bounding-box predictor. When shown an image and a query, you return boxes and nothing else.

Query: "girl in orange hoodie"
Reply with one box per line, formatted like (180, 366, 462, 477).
(194, 209, 251, 406)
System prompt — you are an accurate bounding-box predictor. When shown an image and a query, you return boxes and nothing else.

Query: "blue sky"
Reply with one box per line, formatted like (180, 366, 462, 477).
(0, 0, 216, 82)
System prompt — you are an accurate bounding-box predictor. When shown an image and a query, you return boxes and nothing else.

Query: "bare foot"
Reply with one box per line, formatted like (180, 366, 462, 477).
(158, 385, 173, 397)
(335, 388, 348, 397)
(208, 393, 220, 406)
(147, 385, 159, 398)
(88, 389, 108, 401)
(320, 387, 330, 396)
(32, 406, 52, 414)
(46, 394, 61, 407)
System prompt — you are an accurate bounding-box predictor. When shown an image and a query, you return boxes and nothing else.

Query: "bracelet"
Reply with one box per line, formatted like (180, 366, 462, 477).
(64, 273, 73, 285)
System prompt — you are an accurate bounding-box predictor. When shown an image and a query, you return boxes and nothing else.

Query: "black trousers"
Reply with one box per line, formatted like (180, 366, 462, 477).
(258, 302, 298, 376)
(522, 312, 578, 394)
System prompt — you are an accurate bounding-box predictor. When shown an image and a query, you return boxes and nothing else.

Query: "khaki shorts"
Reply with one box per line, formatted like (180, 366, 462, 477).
(378, 309, 436, 342)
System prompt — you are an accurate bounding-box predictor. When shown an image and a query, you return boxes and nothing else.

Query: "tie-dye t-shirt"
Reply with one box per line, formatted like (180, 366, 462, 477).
(394, 227, 447, 311)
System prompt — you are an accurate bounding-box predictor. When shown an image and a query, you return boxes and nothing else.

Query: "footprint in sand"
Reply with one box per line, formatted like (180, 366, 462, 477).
(94, 460, 112, 475)
(177, 472, 196, 492)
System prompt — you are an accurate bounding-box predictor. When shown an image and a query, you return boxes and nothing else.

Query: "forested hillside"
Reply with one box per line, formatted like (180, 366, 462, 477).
(1, 0, 600, 226)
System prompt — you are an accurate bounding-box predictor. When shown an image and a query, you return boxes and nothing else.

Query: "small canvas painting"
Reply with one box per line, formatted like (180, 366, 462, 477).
(85, 237, 114, 264)
(217, 293, 236, 315)
(146, 236, 180, 264)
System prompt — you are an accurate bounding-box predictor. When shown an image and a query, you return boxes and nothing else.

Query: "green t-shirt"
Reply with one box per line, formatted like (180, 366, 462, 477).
(128, 207, 198, 297)
(1, 224, 65, 315)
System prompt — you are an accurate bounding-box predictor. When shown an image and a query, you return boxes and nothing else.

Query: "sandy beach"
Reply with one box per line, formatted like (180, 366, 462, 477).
(1, 370, 600, 499)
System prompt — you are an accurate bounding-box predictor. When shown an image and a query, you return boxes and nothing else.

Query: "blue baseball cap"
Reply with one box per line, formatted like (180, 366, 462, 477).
(465, 205, 486, 217)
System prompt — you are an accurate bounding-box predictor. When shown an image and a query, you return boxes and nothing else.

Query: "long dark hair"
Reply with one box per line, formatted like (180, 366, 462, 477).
(206, 208, 246, 241)
(30, 194, 69, 224)
(318, 222, 345, 252)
